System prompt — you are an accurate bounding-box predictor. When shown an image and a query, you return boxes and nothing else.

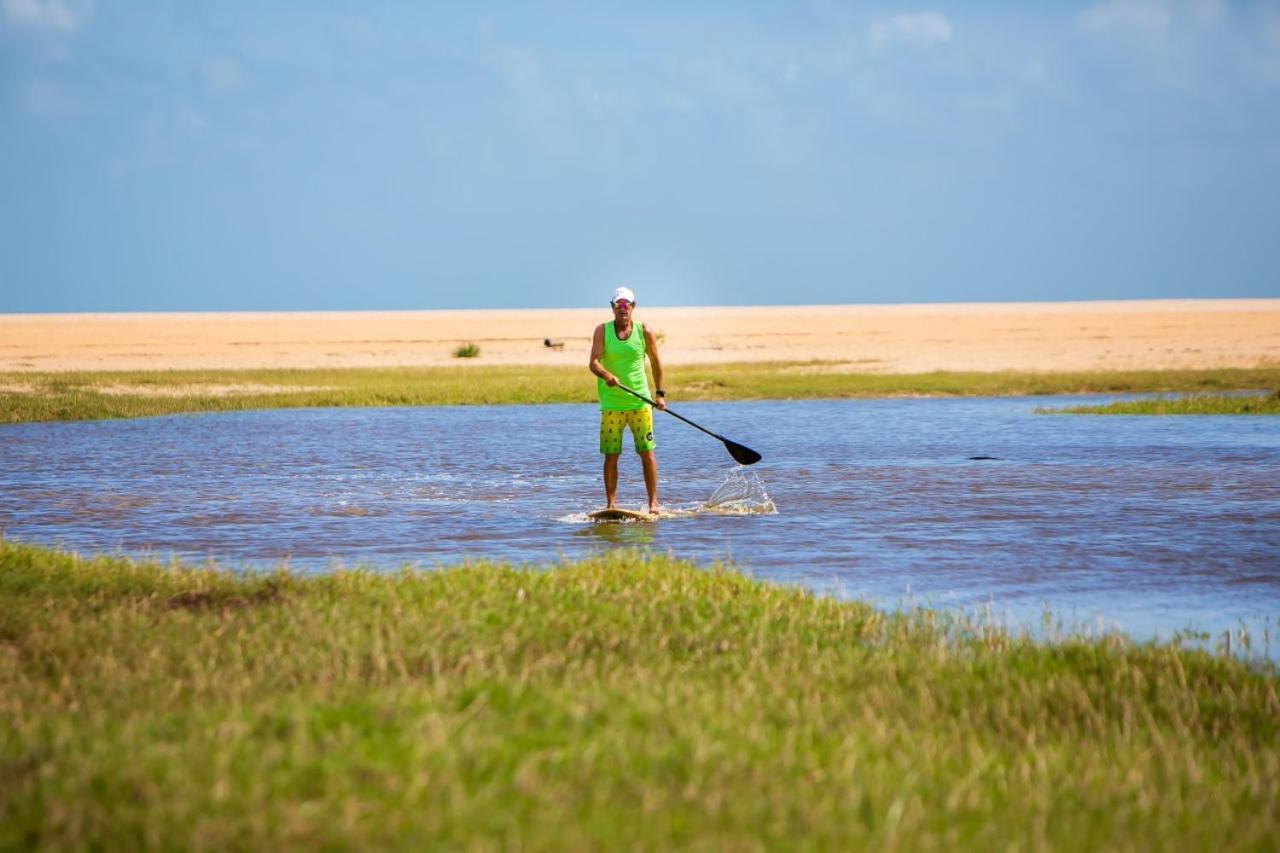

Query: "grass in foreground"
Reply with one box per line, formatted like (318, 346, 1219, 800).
(2, 541, 1277, 849)
(3, 364, 1279, 423)
(1042, 390, 1280, 415)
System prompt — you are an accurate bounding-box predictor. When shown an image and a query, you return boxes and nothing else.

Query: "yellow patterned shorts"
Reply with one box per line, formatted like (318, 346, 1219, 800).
(600, 407, 656, 455)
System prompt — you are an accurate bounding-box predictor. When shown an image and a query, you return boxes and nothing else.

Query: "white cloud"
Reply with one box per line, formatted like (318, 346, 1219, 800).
(181, 109, 208, 134)
(575, 78, 631, 123)
(662, 91, 698, 116)
(1075, 0, 1278, 91)
(202, 56, 247, 95)
(1078, 0, 1173, 40)
(1265, 4, 1280, 47)
(495, 47, 557, 124)
(1076, 0, 1224, 43)
(1241, 3, 1280, 85)
(868, 12, 953, 48)
(1, 0, 87, 32)
(673, 56, 768, 107)
(19, 75, 76, 115)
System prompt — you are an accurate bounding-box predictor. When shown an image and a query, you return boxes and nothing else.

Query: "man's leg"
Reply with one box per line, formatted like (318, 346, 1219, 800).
(600, 409, 624, 509)
(639, 450, 659, 514)
(603, 453, 621, 508)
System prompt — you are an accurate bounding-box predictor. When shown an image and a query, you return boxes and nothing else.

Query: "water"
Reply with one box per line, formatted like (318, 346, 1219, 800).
(2, 398, 1277, 646)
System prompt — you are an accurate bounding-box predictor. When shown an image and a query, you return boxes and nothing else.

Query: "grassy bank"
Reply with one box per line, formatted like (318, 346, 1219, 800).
(3, 364, 1279, 423)
(1042, 391, 1280, 415)
(2, 541, 1276, 849)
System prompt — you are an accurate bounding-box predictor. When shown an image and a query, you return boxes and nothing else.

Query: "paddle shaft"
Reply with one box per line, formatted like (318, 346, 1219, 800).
(608, 382, 762, 465)
(615, 384, 729, 442)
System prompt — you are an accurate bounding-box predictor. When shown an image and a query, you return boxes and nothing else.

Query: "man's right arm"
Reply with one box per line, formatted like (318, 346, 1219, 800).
(589, 324, 616, 385)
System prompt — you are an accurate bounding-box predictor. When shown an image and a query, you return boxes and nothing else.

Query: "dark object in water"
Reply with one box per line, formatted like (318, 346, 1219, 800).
(543, 338, 564, 349)
(969, 455, 1000, 461)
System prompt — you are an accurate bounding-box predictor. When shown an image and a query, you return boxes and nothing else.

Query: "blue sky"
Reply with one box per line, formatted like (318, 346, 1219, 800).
(2, 1, 1278, 312)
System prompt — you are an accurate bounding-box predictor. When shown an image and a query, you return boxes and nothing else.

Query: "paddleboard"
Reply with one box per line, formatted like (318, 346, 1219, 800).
(588, 508, 658, 523)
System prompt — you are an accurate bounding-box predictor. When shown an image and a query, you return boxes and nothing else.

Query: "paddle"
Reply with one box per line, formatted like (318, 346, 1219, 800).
(616, 383, 762, 466)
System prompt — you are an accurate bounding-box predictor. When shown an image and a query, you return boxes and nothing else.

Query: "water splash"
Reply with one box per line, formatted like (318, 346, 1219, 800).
(699, 466, 776, 515)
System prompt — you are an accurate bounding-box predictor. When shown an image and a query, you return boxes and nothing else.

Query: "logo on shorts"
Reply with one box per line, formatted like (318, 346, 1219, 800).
(646, 432, 654, 441)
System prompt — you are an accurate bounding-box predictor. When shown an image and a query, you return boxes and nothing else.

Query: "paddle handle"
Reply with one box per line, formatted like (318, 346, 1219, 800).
(615, 384, 726, 442)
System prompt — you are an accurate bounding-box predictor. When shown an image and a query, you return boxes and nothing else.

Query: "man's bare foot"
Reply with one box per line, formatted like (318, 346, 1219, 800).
(648, 505, 660, 516)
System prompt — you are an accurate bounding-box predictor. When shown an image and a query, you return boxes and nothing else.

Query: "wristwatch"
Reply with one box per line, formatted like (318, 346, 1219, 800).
(656, 389, 666, 398)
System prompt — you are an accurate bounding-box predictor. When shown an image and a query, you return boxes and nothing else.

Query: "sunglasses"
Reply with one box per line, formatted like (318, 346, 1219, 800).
(612, 299, 635, 308)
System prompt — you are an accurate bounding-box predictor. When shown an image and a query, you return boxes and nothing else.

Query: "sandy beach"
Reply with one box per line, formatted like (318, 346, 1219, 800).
(1, 299, 1277, 374)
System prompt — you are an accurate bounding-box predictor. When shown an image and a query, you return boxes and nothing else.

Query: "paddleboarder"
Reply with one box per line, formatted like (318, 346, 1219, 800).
(589, 285, 666, 515)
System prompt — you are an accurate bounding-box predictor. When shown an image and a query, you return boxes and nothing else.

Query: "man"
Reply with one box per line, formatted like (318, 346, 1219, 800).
(589, 285, 666, 515)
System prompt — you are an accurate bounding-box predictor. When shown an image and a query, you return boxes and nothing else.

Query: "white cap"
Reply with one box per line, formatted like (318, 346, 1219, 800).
(611, 285, 636, 305)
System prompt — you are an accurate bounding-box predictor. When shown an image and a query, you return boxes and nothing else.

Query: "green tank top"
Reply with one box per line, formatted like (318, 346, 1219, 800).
(597, 321, 650, 411)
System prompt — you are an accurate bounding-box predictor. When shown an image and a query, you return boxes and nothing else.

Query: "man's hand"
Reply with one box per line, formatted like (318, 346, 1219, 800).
(655, 396, 667, 411)
(604, 374, 618, 387)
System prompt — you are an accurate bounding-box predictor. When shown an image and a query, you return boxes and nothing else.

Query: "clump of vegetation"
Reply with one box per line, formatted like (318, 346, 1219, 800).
(452, 342, 481, 359)
(1, 540, 1277, 849)
(1042, 390, 1280, 415)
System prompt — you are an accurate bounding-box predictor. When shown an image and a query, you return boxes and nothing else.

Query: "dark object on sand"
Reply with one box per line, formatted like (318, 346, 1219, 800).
(543, 338, 565, 349)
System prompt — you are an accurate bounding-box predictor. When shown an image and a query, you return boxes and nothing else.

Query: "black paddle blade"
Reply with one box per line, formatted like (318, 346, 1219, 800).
(723, 438, 762, 466)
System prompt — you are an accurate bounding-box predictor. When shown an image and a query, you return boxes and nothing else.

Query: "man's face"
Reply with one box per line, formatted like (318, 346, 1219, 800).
(612, 299, 634, 318)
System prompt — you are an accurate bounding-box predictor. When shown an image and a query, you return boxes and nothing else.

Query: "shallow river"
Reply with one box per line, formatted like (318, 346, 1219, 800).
(2, 398, 1277, 646)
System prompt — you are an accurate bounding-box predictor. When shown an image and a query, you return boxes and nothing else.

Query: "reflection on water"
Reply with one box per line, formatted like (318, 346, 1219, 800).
(1, 398, 1277, 645)
(575, 521, 659, 547)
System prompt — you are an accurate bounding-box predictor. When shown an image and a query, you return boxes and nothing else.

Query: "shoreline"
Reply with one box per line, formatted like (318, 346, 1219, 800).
(3, 298, 1277, 373)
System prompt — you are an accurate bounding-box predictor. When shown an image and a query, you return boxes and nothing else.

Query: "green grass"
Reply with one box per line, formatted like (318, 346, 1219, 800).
(2, 540, 1277, 849)
(3, 364, 1279, 423)
(452, 342, 481, 359)
(1042, 390, 1280, 415)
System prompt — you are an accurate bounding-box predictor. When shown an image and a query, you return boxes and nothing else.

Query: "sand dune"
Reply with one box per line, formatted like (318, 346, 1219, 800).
(1, 300, 1277, 373)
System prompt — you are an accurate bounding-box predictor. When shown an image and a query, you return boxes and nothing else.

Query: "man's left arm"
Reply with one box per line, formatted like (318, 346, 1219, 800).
(644, 325, 666, 411)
